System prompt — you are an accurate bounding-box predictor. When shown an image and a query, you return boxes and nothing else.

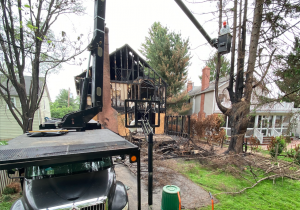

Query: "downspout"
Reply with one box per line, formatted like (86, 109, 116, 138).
(212, 90, 215, 114)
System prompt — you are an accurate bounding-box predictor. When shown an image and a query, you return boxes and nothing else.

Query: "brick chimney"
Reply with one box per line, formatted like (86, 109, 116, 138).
(201, 66, 210, 91)
(198, 66, 211, 119)
(187, 81, 193, 92)
(97, 27, 118, 133)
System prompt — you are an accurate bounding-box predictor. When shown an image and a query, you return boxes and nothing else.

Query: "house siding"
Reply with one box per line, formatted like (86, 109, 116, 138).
(204, 91, 214, 116)
(194, 95, 201, 114)
(0, 97, 23, 139)
(0, 97, 43, 140)
(39, 89, 51, 124)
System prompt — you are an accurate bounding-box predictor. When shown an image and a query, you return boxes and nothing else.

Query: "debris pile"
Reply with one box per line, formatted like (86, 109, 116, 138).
(131, 134, 214, 159)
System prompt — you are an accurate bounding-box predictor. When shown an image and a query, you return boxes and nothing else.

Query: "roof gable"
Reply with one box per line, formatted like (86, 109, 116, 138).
(189, 76, 229, 97)
(0, 75, 47, 96)
(109, 44, 167, 85)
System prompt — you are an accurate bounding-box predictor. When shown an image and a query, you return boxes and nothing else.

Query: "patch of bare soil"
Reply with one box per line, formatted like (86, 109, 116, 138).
(122, 158, 215, 209)
(124, 135, 222, 209)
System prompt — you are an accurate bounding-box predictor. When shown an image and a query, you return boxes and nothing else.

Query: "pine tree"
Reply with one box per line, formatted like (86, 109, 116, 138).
(140, 22, 192, 114)
(199, 52, 230, 81)
(275, 38, 300, 107)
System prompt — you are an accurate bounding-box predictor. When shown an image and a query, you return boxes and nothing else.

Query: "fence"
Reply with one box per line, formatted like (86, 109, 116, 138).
(0, 170, 19, 194)
(165, 115, 191, 138)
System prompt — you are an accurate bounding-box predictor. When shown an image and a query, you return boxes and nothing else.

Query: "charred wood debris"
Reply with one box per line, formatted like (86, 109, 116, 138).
(117, 134, 215, 177)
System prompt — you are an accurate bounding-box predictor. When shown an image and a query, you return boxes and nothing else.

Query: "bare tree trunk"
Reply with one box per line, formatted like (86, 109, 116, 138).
(227, 0, 263, 153)
(227, 0, 237, 101)
(225, 0, 248, 153)
(218, 0, 222, 34)
(215, 0, 229, 114)
(244, 0, 264, 101)
(215, 0, 264, 153)
(0, 0, 86, 133)
(226, 103, 249, 153)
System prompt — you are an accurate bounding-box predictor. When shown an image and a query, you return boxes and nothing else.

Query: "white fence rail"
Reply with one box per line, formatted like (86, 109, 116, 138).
(271, 128, 281, 137)
(254, 128, 263, 144)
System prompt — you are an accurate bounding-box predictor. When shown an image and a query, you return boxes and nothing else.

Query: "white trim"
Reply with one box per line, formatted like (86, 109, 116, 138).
(218, 81, 228, 88)
(7, 97, 16, 109)
(192, 96, 195, 114)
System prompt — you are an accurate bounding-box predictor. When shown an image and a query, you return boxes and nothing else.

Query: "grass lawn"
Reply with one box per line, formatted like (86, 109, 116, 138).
(0, 193, 21, 210)
(0, 140, 8, 146)
(0, 201, 14, 210)
(179, 161, 300, 210)
(254, 148, 296, 163)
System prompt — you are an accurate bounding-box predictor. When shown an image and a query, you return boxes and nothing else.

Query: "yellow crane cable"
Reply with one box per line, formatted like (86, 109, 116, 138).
(28, 130, 69, 133)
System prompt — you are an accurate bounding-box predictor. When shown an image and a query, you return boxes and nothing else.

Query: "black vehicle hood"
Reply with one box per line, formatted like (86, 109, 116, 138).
(23, 168, 115, 209)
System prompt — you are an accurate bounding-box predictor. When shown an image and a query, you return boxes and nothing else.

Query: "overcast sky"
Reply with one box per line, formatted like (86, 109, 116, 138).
(47, 0, 229, 101)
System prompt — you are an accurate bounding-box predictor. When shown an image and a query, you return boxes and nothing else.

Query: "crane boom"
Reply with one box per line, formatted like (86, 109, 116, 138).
(174, 0, 218, 49)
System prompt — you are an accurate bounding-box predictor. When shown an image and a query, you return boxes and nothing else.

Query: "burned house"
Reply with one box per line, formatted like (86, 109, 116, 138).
(109, 44, 167, 112)
(75, 29, 167, 136)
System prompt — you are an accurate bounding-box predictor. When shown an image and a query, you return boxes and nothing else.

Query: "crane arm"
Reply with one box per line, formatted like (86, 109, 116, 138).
(174, 0, 218, 49)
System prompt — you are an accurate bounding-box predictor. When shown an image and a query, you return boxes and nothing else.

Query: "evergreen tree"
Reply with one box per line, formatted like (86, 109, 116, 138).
(275, 38, 300, 107)
(55, 89, 78, 110)
(140, 22, 192, 114)
(199, 52, 230, 81)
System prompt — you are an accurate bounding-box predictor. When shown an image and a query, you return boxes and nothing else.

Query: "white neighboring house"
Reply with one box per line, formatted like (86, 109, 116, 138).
(0, 76, 51, 140)
(187, 66, 300, 144)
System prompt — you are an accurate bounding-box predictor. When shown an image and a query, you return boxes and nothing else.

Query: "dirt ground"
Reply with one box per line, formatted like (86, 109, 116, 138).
(115, 161, 216, 210)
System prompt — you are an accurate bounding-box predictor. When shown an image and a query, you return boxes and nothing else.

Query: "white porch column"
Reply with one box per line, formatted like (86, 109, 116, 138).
(254, 115, 259, 129)
(272, 115, 276, 136)
(281, 116, 283, 133)
(272, 115, 276, 129)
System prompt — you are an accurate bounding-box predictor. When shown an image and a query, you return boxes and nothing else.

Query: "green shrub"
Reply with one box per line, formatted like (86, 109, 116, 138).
(2, 195, 11, 202)
(267, 136, 286, 157)
(285, 136, 291, 143)
(2, 186, 16, 195)
(0, 141, 8, 146)
(286, 145, 300, 165)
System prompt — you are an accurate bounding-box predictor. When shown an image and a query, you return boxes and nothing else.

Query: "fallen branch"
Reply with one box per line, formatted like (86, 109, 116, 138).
(213, 174, 300, 196)
(189, 138, 209, 153)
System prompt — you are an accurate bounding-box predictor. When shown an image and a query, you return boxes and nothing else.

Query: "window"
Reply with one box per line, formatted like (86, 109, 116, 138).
(275, 116, 282, 128)
(25, 157, 112, 179)
(7, 97, 16, 109)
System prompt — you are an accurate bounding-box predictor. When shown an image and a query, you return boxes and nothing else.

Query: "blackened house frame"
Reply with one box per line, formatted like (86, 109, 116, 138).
(109, 44, 167, 112)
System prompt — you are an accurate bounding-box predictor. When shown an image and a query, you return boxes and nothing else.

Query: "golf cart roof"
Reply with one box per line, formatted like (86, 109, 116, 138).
(0, 129, 138, 170)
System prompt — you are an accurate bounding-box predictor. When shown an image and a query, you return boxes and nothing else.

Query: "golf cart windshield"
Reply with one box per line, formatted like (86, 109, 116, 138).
(25, 157, 112, 179)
